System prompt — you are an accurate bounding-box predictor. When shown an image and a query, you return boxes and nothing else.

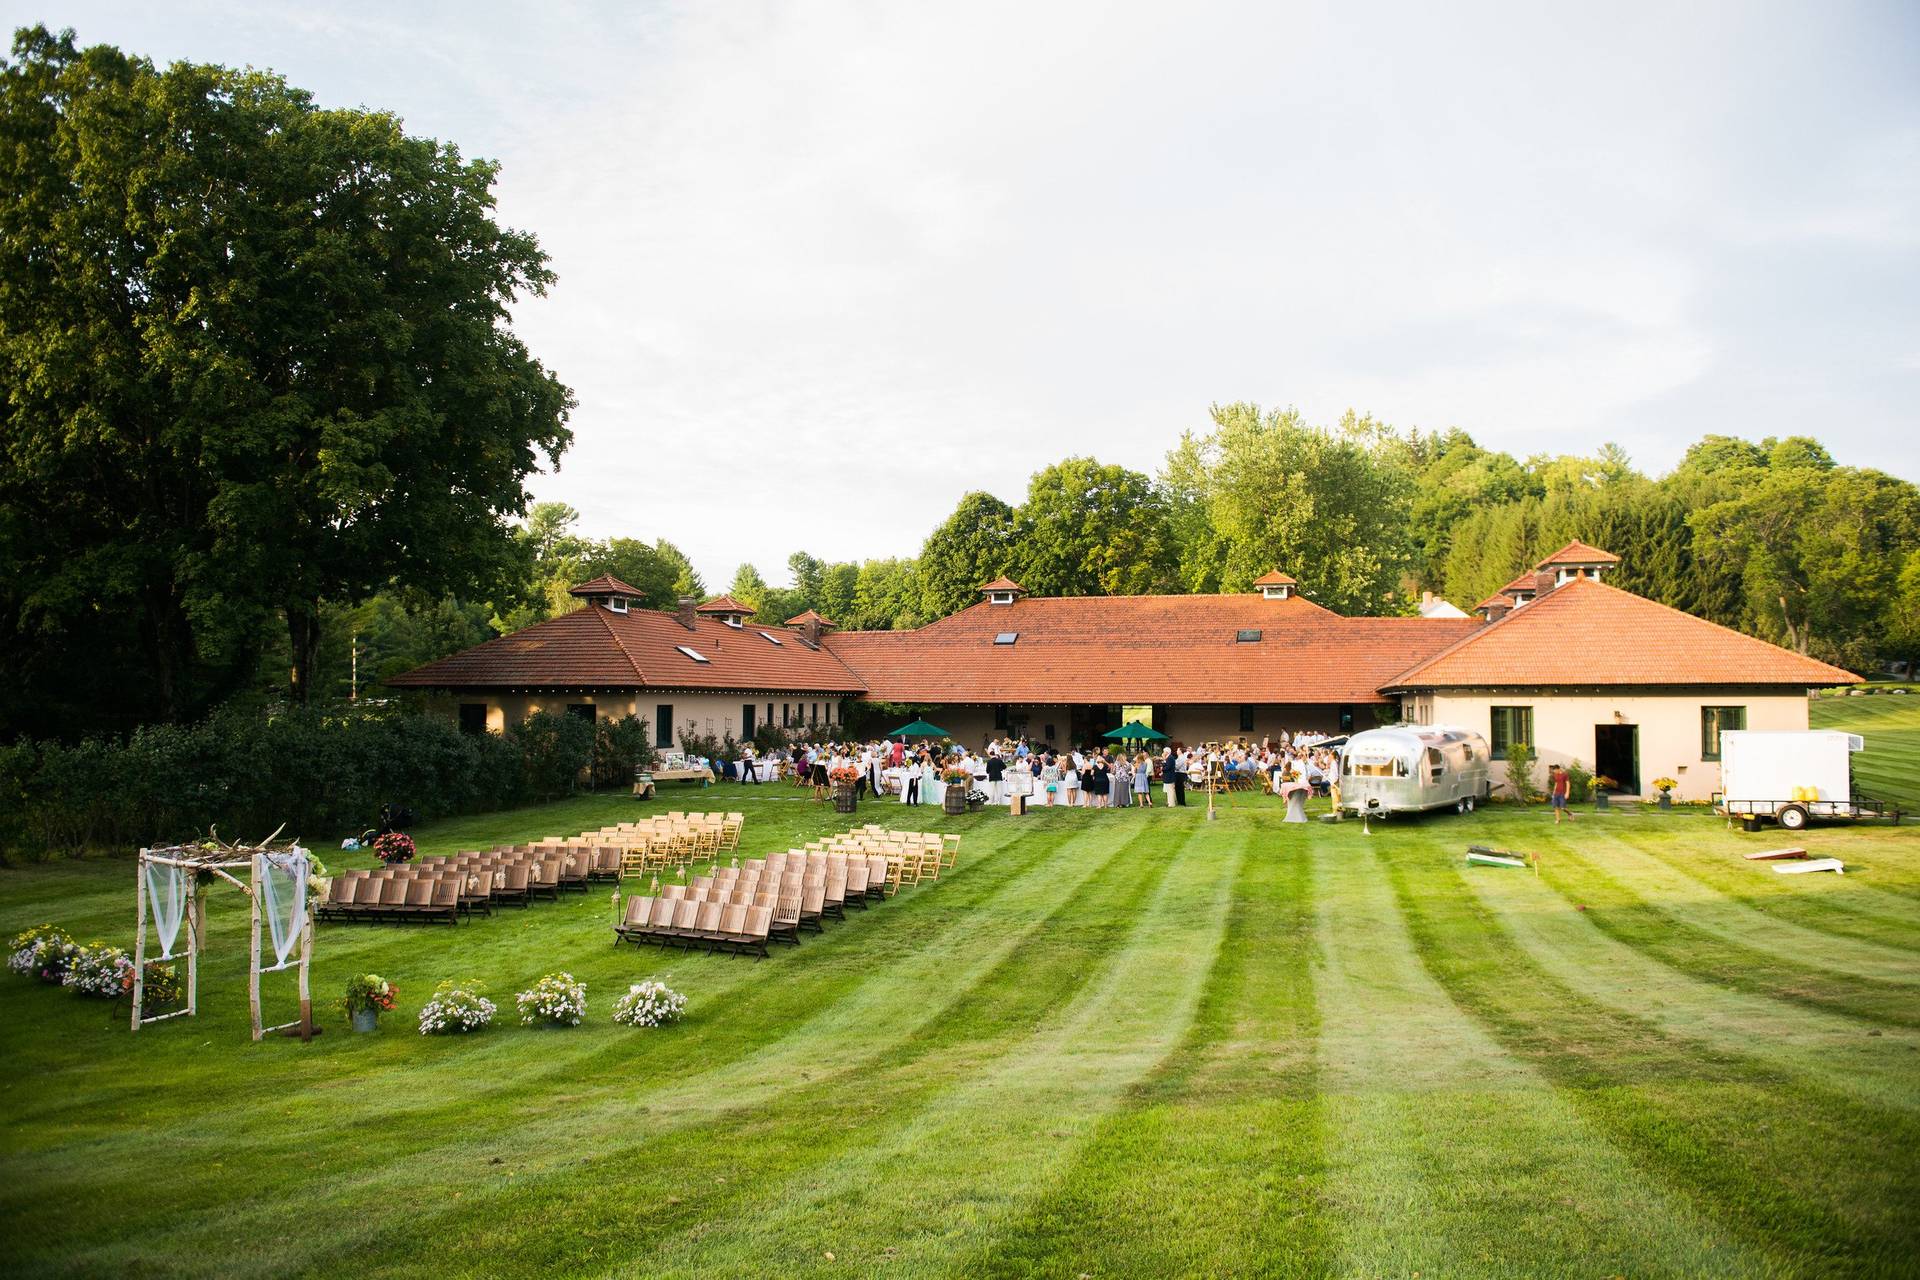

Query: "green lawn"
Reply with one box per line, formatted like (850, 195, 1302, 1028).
(1813, 693, 1920, 813)
(2, 779, 1918, 1278)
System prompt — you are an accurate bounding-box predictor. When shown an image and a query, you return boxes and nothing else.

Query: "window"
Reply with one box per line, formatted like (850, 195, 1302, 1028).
(782, 703, 791, 727)
(759, 631, 783, 646)
(994, 632, 1018, 645)
(1347, 757, 1406, 778)
(994, 705, 1009, 730)
(675, 645, 709, 663)
(1239, 705, 1255, 732)
(1489, 706, 1533, 760)
(1339, 706, 1354, 733)
(608, 597, 628, 613)
(766, 702, 774, 728)
(566, 703, 596, 724)
(459, 703, 488, 736)
(1701, 705, 1746, 761)
(1235, 629, 1262, 643)
(810, 702, 819, 725)
(655, 705, 674, 748)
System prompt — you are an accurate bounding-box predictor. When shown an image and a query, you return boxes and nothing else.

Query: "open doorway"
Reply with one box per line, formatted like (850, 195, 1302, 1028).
(1594, 724, 1639, 793)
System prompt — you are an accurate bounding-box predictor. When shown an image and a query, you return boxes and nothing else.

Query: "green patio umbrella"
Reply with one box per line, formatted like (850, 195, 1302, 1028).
(886, 719, 954, 740)
(1103, 720, 1168, 741)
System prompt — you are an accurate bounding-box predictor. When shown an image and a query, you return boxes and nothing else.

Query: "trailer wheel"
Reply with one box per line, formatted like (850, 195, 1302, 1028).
(1778, 804, 1810, 832)
(1458, 796, 1476, 814)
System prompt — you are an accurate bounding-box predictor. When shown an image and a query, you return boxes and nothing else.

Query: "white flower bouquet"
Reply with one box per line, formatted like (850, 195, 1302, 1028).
(418, 980, 497, 1035)
(64, 943, 133, 998)
(516, 972, 586, 1026)
(612, 979, 686, 1028)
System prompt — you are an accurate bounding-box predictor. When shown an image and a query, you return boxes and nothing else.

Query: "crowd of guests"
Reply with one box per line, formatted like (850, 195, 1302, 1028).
(710, 729, 1343, 810)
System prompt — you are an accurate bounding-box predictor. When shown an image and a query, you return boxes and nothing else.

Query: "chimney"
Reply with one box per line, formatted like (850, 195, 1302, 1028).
(1421, 591, 1433, 606)
(1533, 569, 1558, 599)
(676, 596, 696, 630)
(1481, 599, 1511, 622)
(800, 616, 822, 646)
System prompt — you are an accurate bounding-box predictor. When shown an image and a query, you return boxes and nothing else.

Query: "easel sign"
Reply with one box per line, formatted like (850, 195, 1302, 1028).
(132, 830, 317, 1042)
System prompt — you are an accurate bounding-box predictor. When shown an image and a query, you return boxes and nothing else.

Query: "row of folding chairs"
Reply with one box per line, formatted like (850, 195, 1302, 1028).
(616, 851, 894, 953)
(615, 897, 775, 957)
(577, 813, 743, 875)
(316, 845, 615, 925)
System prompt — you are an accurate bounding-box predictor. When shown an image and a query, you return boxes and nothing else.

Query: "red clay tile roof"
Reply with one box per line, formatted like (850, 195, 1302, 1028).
(388, 603, 865, 694)
(786, 609, 834, 627)
(1475, 592, 1515, 611)
(1253, 570, 1298, 586)
(1535, 539, 1620, 567)
(1501, 573, 1540, 594)
(824, 593, 1480, 704)
(695, 595, 754, 614)
(978, 577, 1025, 593)
(568, 574, 641, 598)
(1382, 576, 1860, 689)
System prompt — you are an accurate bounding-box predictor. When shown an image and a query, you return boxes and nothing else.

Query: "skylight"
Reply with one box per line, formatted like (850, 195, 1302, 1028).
(675, 645, 709, 663)
(994, 632, 1018, 645)
(1236, 629, 1262, 643)
(759, 631, 784, 646)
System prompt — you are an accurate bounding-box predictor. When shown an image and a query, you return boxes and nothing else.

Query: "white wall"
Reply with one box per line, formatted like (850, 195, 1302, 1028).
(1419, 688, 1810, 801)
(416, 691, 843, 747)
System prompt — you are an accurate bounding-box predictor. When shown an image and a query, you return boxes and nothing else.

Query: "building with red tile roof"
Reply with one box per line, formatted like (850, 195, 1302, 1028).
(391, 542, 1857, 796)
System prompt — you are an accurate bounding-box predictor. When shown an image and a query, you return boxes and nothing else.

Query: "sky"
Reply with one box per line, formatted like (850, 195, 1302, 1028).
(10, 1, 1920, 588)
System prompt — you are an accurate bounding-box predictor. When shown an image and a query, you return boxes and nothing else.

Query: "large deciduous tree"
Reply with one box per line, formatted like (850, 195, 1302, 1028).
(917, 491, 1020, 618)
(1011, 457, 1177, 597)
(0, 28, 572, 730)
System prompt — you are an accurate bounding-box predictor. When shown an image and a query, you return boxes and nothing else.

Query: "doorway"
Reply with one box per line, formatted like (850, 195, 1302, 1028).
(1594, 724, 1638, 793)
(741, 703, 756, 741)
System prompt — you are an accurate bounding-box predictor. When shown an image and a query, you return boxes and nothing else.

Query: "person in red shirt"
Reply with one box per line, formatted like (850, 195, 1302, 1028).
(1548, 764, 1574, 824)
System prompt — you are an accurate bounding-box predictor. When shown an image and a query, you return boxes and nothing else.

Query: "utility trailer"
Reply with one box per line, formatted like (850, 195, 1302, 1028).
(1713, 730, 1900, 832)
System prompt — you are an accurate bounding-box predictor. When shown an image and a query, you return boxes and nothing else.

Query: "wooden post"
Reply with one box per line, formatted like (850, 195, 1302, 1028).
(296, 901, 314, 1042)
(131, 852, 148, 1032)
(248, 853, 264, 1042)
(186, 879, 199, 1018)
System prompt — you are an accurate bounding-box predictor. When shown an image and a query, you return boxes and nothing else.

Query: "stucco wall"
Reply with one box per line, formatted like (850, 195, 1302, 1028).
(415, 691, 844, 747)
(891, 703, 1358, 750)
(1416, 687, 1810, 801)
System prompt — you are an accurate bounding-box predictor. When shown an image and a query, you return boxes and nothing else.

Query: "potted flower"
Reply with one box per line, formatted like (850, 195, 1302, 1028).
(941, 762, 973, 815)
(1651, 777, 1678, 809)
(828, 761, 862, 814)
(1592, 776, 1617, 810)
(64, 942, 133, 998)
(7, 925, 79, 986)
(342, 973, 398, 1032)
(418, 980, 496, 1035)
(516, 972, 587, 1027)
(371, 832, 416, 865)
(612, 979, 687, 1028)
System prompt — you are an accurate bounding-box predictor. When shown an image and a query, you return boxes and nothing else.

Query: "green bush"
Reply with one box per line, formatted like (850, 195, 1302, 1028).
(1563, 758, 1593, 803)
(0, 703, 571, 861)
(1504, 741, 1540, 804)
(594, 715, 656, 788)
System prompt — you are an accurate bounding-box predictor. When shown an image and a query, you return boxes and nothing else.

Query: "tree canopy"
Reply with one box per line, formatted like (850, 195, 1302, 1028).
(0, 27, 573, 735)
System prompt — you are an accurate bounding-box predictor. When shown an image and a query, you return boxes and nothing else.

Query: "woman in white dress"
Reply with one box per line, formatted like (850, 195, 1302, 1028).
(1061, 757, 1081, 807)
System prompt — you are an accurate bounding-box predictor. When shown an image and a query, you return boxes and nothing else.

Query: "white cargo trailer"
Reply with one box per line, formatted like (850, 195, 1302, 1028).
(1714, 729, 1898, 831)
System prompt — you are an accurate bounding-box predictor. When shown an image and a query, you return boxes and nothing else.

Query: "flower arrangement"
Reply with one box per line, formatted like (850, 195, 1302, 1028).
(418, 980, 496, 1035)
(1594, 775, 1618, 790)
(371, 832, 416, 865)
(828, 762, 861, 785)
(940, 762, 973, 783)
(8, 925, 79, 985)
(517, 972, 587, 1026)
(64, 943, 133, 998)
(612, 979, 686, 1028)
(1651, 777, 1678, 794)
(341, 973, 399, 1017)
(139, 960, 184, 1007)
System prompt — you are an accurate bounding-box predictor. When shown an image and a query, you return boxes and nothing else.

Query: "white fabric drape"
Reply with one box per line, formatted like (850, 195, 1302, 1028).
(257, 849, 309, 971)
(144, 861, 188, 959)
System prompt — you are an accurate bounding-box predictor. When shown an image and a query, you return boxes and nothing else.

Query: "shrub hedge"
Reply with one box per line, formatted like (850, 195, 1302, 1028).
(0, 705, 654, 862)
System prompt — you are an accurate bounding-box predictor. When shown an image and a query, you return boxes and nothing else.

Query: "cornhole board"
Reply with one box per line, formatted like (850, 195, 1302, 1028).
(1773, 858, 1844, 875)
(1744, 847, 1807, 861)
(1466, 850, 1527, 869)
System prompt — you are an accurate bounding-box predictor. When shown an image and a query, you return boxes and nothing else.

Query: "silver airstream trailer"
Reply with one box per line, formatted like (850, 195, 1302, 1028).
(1338, 725, 1492, 818)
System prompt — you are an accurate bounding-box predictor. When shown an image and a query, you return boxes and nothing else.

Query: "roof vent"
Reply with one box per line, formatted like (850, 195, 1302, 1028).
(759, 631, 784, 646)
(1236, 629, 1262, 643)
(994, 632, 1018, 646)
(675, 645, 709, 664)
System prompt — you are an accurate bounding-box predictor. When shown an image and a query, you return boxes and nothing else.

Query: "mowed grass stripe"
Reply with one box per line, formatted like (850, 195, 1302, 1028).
(1316, 829, 1756, 1277)
(265, 819, 1192, 1279)
(970, 829, 1331, 1279)
(1383, 839, 1920, 1277)
(1537, 829, 1920, 1028)
(1, 819, 1108, 1275)
(1607, 823, 1920, 954)
(1455, 834, 1920, 1113)
(639, 822, 1239, 1277)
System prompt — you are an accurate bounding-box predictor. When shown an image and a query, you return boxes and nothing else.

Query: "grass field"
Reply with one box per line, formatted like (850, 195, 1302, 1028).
(1813, 693, 1920, 813)
(3, 762, 1918, 1276)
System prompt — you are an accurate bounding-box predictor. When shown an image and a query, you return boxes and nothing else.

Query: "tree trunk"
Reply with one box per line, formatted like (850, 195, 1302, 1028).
(287, 602, 322, 704)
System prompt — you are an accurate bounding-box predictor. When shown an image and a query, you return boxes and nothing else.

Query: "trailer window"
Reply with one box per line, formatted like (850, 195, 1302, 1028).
(1348, 758, 1404, 778)
(1700, 705, 1745, 761)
